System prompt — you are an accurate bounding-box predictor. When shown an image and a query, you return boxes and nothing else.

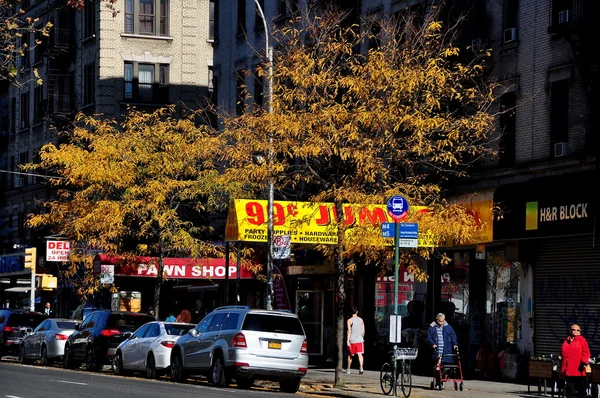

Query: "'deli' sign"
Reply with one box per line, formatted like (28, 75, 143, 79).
(46, 240, 71, 262)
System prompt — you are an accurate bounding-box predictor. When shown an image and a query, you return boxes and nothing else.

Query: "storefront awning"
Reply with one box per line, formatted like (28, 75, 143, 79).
(94, 254, 255, 280)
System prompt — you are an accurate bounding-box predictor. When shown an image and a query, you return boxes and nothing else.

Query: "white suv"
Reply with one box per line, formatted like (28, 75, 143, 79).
(170, 306, 308, 392)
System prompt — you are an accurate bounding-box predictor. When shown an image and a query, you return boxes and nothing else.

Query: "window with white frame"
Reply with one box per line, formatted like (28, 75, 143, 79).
(124, 0, 169, 36)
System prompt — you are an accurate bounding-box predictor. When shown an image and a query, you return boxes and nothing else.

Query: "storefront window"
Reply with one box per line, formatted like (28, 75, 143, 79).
(486, 251, 521, 350)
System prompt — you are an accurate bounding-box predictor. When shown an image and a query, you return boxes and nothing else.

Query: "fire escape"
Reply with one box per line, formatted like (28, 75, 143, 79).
(548, 0, 599, 153)
(46, 8, 75, 125)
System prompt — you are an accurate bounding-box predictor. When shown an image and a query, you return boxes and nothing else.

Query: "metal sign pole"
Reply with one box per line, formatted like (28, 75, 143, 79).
(393, 220, 400, 397)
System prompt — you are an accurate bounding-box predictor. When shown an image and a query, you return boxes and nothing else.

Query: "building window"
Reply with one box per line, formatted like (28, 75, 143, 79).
(498, 92, 516, 167)
(33, 86, 46, 124)
(123, 61, 169, 104)
(19, 151, 29, 187)
(367, 10, 382, 51)
(209, 0, 218, 40)
(84, 0, 96, 38)
(10, 98, 16, 133)
(18, 33, 30, 69)
(237, 0, 246, 37)
(276, 0, 298, 18)
(254, 0, 264, 30)
(84, 62, 96, 105)
(124, 0, 169, 36)
(551, 0, 573, 26)
(253, 63, 264, 108)
(236, 68, 247, 116)
(502, 0, 518, 30)
(20, 92, 30, 129)
(550, 79, 569, 153)
(34, 30, 47, 64)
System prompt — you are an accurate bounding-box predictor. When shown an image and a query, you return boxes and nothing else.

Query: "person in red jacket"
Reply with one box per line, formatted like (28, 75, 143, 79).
(561, 324, 590, 398)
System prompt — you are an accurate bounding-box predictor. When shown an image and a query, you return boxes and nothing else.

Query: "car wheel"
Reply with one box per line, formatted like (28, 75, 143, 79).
(112, 352, 126, 375)
(85, 345, 99, 372)
(39, 345, 48, 366)
(280, 377, 302, 393)
(18, 344, 29, 364)
(209, 354, 228, 387)
(63, 345, 74, 369)
(170, 352, 187, 383)
(236, 377, 254, 389)
(146, 353, 157, 379)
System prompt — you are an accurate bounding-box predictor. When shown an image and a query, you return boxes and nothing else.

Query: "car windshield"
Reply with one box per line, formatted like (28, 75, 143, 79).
(165, 323, 194, 336)
(8, 314, 47, 327)
(106, 314, 154, 331)
(56, 321, 78, 330)
(242, 314, 304, 335)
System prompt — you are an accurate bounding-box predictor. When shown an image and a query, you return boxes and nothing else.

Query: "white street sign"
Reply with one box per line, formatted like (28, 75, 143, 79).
(273, 235, 291, 260)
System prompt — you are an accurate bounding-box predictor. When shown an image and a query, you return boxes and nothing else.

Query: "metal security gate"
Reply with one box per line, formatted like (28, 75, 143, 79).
(534, 234, 600, 356)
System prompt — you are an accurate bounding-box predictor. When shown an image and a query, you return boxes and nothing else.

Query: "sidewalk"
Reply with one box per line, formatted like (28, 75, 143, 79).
(300, 368, 544, 398)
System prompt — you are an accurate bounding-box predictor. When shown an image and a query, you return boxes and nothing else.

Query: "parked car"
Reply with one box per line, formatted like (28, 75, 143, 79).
(112, 321, 195, 378)
(63, 310, 154, 371)
(19, 318, 79, 365)
(170, 306, 308, 393)
(0, 309, 48, 359)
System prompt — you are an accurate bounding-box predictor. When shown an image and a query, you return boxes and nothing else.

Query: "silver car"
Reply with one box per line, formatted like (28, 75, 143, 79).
(170, 306, 308, 393)
(112, 321, 195, 378)
(20, 318, 79, 366)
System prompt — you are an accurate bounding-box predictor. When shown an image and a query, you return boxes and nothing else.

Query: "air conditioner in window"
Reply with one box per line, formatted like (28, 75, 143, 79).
(558, 9, 570, 24)
(15, 177, 25, 187)
(554, 142, 568, 157)
(503, 28, 517, 43)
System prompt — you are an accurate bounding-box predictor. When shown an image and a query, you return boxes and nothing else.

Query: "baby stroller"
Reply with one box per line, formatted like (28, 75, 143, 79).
(430, 346, 464, 391)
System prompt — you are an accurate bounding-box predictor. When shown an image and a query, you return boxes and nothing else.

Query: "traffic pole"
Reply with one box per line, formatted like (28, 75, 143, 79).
(393, 220, 400, 396)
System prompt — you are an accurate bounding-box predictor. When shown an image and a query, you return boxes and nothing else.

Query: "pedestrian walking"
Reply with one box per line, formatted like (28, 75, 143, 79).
(175, 309, 192, 323)
(427, 313, 458, 363)
(561, 324, 590, 398)
(343, 306, 365, 375)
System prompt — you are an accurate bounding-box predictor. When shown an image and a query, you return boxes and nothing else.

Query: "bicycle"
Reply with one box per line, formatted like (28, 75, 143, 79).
(380, 347, 418, 398)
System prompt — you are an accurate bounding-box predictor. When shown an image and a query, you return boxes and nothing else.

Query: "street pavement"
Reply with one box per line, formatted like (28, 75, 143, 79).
(301, 367, 552, 398)
(0, 358, 555, 398)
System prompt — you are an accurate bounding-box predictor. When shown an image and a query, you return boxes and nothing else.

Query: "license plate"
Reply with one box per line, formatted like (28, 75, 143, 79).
(268, 341, 282, 349)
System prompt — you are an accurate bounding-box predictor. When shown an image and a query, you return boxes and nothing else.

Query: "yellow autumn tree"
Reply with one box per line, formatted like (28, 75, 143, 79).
(217, 5, 497, 384)
(26, 107, 229, 317)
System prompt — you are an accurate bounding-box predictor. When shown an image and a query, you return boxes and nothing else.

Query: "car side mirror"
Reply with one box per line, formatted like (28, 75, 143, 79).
(123, 333, 132, 340)
(188, 329, 199, 337)
(74, 324, 81, 331)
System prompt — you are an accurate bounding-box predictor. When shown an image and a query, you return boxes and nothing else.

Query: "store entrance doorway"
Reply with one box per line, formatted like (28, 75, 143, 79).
(296, 290, 324, 355)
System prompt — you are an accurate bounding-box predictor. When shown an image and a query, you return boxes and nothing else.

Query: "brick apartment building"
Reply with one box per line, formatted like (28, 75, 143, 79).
(0, 0, 214, 260)
(214, 0, 599, 368)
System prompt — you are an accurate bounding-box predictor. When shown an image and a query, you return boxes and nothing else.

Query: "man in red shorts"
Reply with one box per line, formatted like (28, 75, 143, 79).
(344, 306, 365, 374)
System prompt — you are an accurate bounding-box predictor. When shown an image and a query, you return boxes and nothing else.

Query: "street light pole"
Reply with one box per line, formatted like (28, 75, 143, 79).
(254, 0, 275, 310)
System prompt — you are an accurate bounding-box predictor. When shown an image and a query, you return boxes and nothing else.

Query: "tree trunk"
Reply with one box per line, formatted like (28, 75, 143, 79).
(334, 200, 346, 387)
(153, 256, 164, 321)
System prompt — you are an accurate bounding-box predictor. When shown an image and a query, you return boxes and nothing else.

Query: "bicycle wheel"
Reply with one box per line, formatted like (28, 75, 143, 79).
(380, 362, 394, 395)
(400, 361, 412, 398)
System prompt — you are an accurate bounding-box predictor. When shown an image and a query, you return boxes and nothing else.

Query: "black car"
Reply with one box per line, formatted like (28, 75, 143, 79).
(0, 309, 48, 358)
(63, 310, 154, 371)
